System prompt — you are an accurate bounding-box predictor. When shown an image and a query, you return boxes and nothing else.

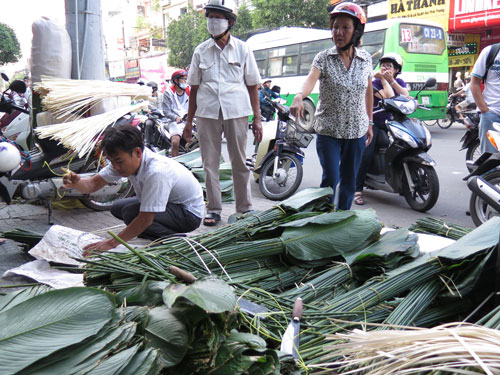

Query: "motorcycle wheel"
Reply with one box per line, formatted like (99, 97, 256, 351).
(402, 163, 440, 212)
(79, 157, 134, 211)
(469, 170, 500, 227)
(259, 153, 303, 201)
(465, 139, 481, 172)
(437, 114, 454, 129)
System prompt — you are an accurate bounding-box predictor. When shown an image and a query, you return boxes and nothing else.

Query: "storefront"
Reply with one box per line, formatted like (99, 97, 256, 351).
(448, 0, 500, 89)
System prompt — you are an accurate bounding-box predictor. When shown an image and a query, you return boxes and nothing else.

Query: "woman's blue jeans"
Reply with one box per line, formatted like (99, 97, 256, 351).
(316, 134, 366, 210)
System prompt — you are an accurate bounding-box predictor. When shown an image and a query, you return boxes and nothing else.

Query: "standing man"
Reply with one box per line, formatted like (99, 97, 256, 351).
(183, 0, 263, 226)
(471, 44, 500, 154)
(63, 125, 204, 254)
(162, 70, 190, 156)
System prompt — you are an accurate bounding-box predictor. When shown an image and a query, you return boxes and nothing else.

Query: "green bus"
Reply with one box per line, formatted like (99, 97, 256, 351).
(247, 19, 448, 125)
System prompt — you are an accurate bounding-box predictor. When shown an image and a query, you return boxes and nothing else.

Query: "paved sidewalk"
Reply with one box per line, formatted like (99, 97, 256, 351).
(0, 196, 274, 289)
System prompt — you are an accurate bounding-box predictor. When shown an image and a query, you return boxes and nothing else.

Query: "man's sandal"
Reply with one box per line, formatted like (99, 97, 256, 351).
(203, 212, 221, 226)
(354, 192, 365, 206)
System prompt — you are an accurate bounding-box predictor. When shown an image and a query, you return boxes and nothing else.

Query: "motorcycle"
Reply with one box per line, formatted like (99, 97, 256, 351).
(247, 97, 313, 200)
(0, 97, 135, 224)
(363, 77, 440, 212)
(141, 110, 199, 156)
(459, 110, 481, 172)
(0, 73, 31, 151)
(465, 122, 500, 226)
(439, 92, 476, 129)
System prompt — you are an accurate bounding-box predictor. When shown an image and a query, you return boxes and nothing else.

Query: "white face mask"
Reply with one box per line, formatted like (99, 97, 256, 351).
(207, 18, 229, 37)
(179, 83, 187, 90)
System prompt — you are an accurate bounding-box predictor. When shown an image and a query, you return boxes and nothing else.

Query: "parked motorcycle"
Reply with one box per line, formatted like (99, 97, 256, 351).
(247, 98, 313, 200)
(459, 110, 481, 172)
(0, 96, 134, 223)
(141, 110, 199, 156)
(363, 77, 439, 212)
(465, 122, 500, 226)
(0, 73, 31, 151)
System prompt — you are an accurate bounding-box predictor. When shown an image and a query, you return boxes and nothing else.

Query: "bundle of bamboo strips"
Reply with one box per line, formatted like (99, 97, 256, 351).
(318, 323, 500, 374)
(35, 102, 147, 158)
(34, 76, 152, 119)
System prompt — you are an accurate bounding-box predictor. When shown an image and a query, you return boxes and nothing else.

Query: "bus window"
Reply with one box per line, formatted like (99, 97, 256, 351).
(269, 57, 282, 76)
(283, 55, 298, 75)
(254, 50, 268, 77)
(362, 30, 385, 67)
(399, 24, 445, 55)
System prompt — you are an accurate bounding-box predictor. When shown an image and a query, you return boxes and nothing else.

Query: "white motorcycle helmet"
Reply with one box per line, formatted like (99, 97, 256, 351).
(0, 142, 21, 173)
(204, 0, 238, 21)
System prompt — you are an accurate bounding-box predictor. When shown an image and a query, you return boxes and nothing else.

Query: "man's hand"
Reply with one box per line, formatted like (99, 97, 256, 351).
(252, 118, 263, 143)
(82, 239, 118, 257)
(478, 104, 489, 114)
(183, 120, 193, 142)
(176, 116, 182, 123)
(62, 168, 80, 189)
(290, 94, 304, 119)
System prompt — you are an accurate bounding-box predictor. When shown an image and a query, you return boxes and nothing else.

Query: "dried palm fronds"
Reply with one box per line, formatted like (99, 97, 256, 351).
(316, 322, 500, 374)
(34, 76, 152, 119)
(35, 103, 147, 158)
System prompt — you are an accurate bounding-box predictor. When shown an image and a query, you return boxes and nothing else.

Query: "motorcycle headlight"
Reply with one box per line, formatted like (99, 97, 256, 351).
(395, 100, 417, 115)
(424, 125, 432, 147)
(388, 125, 419, 148)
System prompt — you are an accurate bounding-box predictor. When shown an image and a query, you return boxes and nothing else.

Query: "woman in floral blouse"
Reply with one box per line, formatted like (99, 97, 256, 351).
(291, 2, 373, 210)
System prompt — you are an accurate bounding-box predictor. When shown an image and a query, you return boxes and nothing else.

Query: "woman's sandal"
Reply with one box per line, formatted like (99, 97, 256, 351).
(203, 212, 221, 226)
(354, 192, 365, 206)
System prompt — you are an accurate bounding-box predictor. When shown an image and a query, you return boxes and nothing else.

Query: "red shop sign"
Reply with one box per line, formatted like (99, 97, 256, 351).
(450, 0, 500, 31)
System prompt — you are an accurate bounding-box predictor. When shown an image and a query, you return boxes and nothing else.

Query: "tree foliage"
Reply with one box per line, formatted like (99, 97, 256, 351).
(0, 23, 21, 66)
(167, 7, 209, 69)
(231, 3, 254, 41)
(251, 0, 331, 30)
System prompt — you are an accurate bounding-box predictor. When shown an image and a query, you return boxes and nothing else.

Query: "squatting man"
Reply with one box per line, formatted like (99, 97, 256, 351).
(63, 125, 204, 256)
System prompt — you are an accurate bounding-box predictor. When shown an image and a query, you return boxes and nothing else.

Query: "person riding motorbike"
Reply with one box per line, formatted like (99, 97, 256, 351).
(147, 81, 161, 108)
(452, 74, 475, 121)
(354, 52, 409, 205)
(259, 78, 280, 121)
(161, 70, 190, 156)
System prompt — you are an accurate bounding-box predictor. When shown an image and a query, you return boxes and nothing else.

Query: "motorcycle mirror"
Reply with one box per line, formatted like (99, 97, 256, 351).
(9, 80, 27, 94)
(415, 77, 437, 99)
(271, 85, 281, 94)
(424, 77, 437, 88)
(1, 73, 9, 82)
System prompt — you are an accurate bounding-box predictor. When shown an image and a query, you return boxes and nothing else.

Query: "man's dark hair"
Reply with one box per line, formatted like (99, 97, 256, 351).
(100, 124, 144, 156)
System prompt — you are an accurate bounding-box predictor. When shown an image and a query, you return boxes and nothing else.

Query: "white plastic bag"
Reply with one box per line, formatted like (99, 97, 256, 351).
(31, 16, 72, 83)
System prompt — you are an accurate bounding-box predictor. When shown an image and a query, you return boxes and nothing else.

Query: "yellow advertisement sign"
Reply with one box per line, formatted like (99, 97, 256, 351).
(388, 0, 450, 31)
(448, 34, 480, 68)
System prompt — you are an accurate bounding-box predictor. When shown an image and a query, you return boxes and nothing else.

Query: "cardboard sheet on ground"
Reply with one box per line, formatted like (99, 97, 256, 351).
(3, 225, 129, 289)
(28, 225, 128, 266)
(3, 260, 84, 289)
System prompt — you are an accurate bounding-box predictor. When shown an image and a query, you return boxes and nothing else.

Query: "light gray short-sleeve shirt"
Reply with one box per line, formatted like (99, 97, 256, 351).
(99, 148, 204, 218)
(312, 46, 372, 139)
(187, 36, 261, 120)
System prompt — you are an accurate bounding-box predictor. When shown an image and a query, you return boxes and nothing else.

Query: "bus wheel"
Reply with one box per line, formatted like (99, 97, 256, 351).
(299, 100, 315, 131)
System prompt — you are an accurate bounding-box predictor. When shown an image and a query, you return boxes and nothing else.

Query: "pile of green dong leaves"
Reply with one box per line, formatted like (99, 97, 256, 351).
(1, 187, 500, 374)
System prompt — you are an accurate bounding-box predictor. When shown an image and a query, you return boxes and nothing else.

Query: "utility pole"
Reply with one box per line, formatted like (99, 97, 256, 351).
(65, 0, 105, 80)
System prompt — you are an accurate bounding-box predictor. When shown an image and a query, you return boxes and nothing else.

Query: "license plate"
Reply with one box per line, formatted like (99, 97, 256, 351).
(421, 96, 430, 105)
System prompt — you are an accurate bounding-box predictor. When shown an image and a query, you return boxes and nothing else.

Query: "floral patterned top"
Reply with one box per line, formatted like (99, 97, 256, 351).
(312, 46, 372, 139)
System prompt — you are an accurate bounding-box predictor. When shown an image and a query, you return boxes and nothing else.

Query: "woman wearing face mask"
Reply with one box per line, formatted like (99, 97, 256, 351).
(184, 0, 263, 226)
(354, 53, 409, 205)
(161, 70, 190, 156)
(290, 2, 373, 210)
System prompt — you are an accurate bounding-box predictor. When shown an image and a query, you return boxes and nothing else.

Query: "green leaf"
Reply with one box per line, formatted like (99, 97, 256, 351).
(278, 187, 333, 212)
(85, 344, 139, 375)
(0, 285, 51, 313)
(437, 217, 500, 262)
(16, 321, 137, 375)
(145, 306, 188, 367)
(117, 347, 160, 375)
(282, 210, 382, 261)
(163, 277, 237, 313)
(117, 281, 169, 306)
(0, 287, 115, 375)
